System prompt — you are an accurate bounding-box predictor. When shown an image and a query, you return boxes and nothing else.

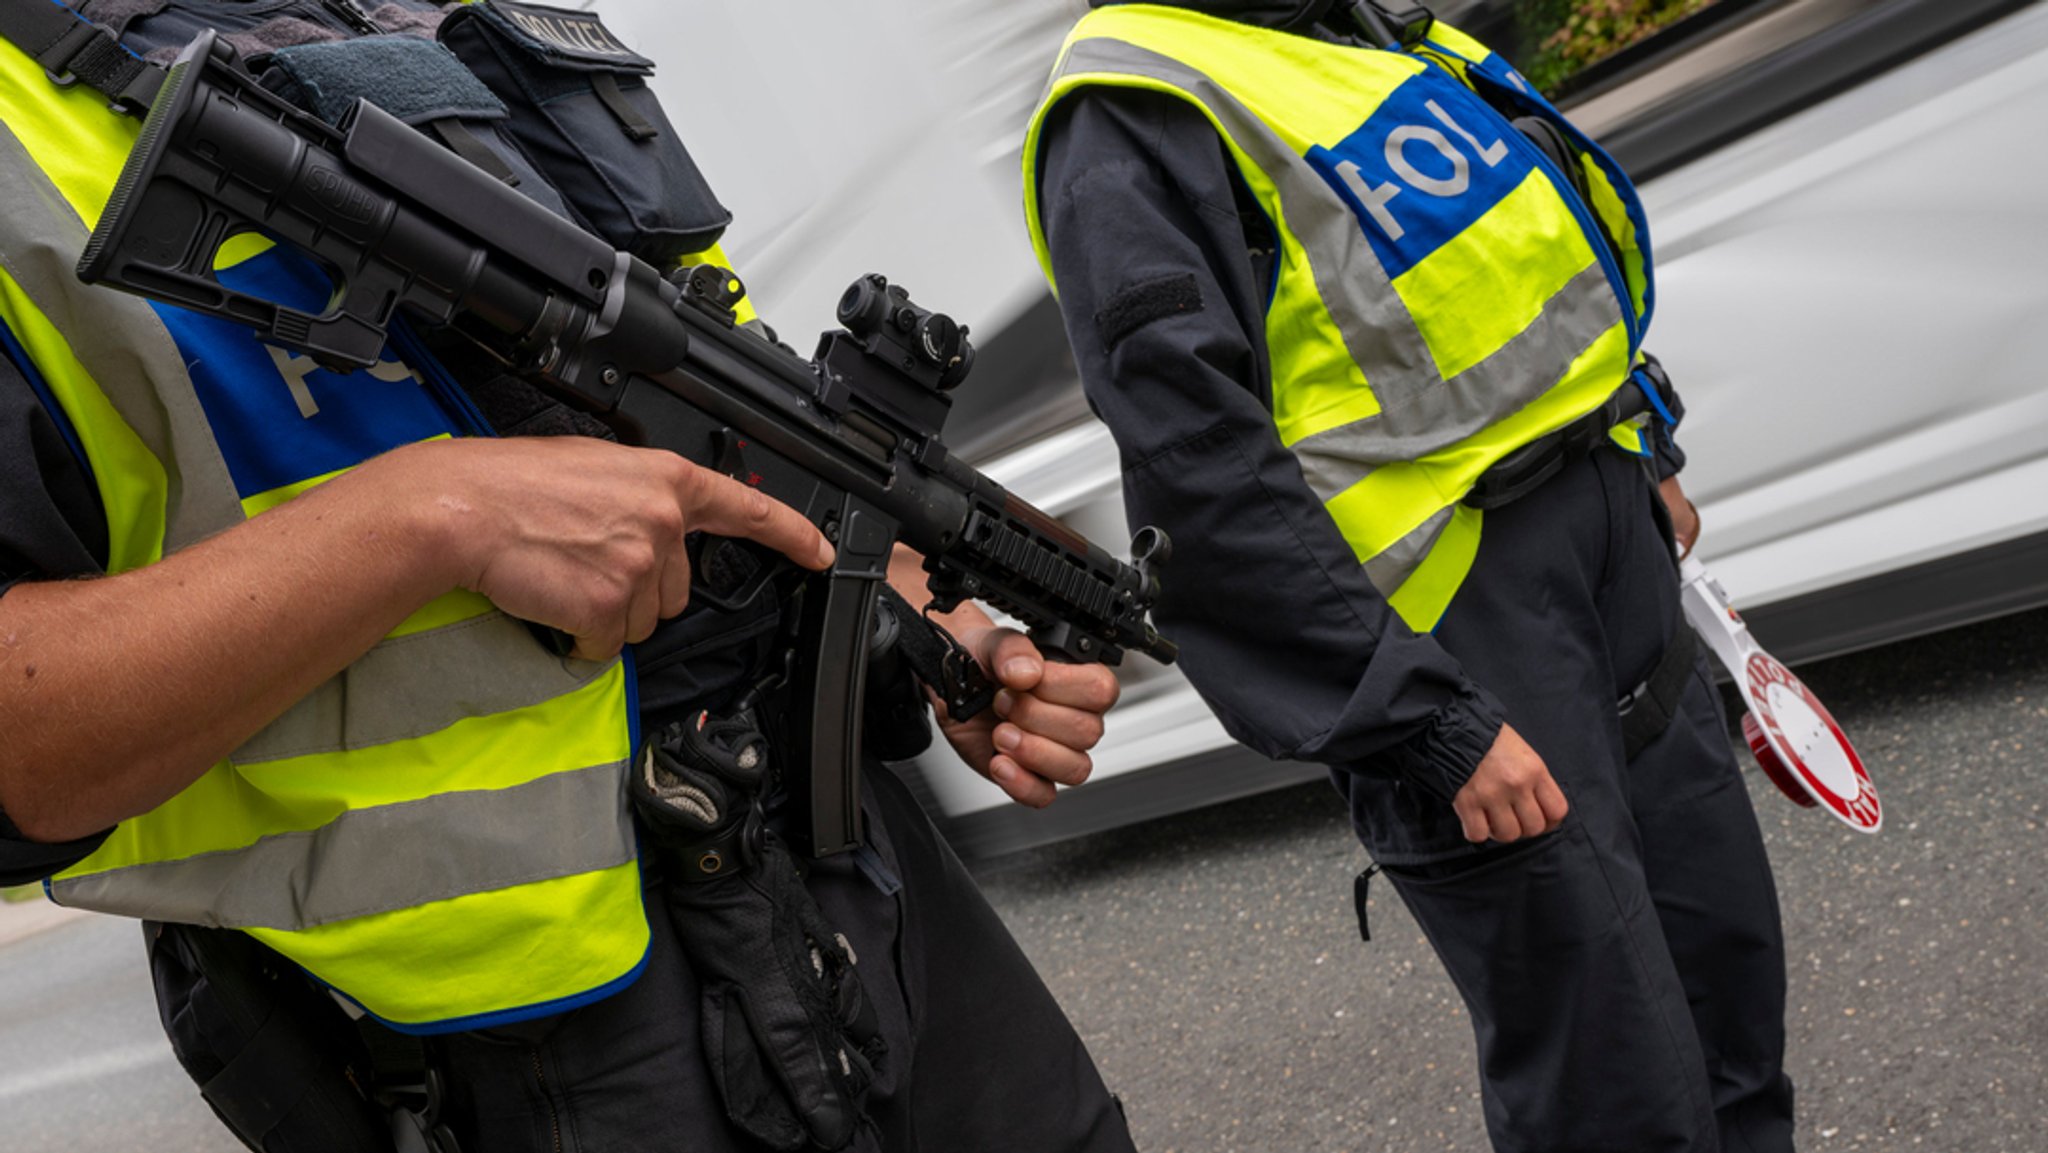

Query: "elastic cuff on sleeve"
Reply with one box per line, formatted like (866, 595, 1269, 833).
(1376, 686, 1505, 804)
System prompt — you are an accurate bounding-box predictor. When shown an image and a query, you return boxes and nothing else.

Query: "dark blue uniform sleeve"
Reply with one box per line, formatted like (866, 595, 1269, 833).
(0, 342, 108, 586)
(0, 345, 113, 881)
(0, 810, 109, 888)
(1036, 89, 1503, 801)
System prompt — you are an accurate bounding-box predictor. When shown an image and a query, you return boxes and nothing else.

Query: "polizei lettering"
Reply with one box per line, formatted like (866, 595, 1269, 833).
(503, 8, 637, 62)
(1307, 75, 1538, 278)
(1334, 99, 1506, 242)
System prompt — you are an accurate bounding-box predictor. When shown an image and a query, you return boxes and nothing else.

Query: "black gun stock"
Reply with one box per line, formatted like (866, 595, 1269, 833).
(80, 32, 1176, 856)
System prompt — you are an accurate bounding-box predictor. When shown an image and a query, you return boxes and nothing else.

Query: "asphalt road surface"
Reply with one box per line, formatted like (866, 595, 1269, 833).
(3, 605, 2044, 1151)
(0, 912, 232, 1151)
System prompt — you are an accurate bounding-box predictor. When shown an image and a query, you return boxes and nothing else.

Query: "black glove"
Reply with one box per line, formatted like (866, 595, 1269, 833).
(632, 712, 886, 1151)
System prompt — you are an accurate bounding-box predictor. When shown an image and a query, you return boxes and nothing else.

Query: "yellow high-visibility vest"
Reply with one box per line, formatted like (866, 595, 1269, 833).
(0, 37, 652, 1034)
(1024, 6, 1654, 629)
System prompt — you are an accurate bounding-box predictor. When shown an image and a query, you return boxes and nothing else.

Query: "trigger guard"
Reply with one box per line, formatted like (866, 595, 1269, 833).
(689, 536, 783, 612)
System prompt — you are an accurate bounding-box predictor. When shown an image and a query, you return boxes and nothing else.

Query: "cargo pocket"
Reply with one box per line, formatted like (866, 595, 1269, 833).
(439, 0, 731, 265)
(1373, 824, 1587, 1003)
(263, 33, 578, 222)
(1377, 821, 1713, 1147)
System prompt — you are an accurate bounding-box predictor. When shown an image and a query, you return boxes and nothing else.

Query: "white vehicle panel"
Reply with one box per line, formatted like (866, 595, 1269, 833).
(1644, 3, 2048, 604)
(590, 0, 1069, 339)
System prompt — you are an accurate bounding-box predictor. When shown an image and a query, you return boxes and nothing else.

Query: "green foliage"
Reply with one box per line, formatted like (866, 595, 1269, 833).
(2, 884, 43, 904)
(1513, 0, 1723, 94)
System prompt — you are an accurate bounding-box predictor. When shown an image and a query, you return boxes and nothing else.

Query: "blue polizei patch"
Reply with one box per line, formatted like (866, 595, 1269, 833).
(150, 248, 459, 501)
(1306, 69, 1532, 281)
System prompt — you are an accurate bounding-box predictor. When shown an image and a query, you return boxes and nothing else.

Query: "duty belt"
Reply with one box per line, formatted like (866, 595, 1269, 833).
(1464, 376, 1656, 511)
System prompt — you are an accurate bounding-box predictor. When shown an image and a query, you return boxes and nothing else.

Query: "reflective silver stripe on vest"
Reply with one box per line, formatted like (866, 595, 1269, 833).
(1361, 504, 1453, 594)
(1048, 40, 1625, 500)
(0, 121, 248, 553)
(234, 612, 615, 763)
(47, 758, 634, 930)
(1292, 262, 1622, 502)
(1054, 38, 1437, 410)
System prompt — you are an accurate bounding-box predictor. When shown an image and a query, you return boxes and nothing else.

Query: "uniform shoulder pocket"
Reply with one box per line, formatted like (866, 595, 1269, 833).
(440, 0, 732, 265)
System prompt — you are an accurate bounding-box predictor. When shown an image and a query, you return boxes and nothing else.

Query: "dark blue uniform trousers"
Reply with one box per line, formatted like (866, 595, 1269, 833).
(1339, 449, 1797, 1153)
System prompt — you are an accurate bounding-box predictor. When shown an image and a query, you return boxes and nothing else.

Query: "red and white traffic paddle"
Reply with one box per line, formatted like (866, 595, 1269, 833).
(1679, 554, 1882, 833)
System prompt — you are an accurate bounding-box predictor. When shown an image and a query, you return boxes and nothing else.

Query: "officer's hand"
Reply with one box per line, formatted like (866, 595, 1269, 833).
(937, 627, 1120, 809)
(1453, 724, 1569, 843)
(412, 438, 833, 660)
(1659, 476, 1700, 558)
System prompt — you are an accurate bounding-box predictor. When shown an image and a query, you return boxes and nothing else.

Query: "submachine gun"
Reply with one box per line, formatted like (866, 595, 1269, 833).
(80, 31, 1178, 857)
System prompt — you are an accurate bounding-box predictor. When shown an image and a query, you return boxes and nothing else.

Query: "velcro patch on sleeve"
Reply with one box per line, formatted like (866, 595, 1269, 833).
(1095, 273, 1204, 353)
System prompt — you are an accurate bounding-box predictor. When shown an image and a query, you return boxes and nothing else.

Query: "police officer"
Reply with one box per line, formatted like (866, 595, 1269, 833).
(1024, 2, 1793, 1150)
(0, 2, 1135, 1149)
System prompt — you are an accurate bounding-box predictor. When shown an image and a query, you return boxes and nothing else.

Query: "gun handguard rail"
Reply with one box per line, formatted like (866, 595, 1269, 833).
(80, 32, 1176, 856)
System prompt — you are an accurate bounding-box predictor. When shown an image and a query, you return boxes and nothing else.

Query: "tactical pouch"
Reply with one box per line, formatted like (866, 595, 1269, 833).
(145, 920, 392, 1153)
(263, 33, 577, 222)
(439, 0, 731, 265)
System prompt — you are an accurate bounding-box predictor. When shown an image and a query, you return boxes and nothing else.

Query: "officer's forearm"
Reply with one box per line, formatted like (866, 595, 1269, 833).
(0, 445, 465, 843)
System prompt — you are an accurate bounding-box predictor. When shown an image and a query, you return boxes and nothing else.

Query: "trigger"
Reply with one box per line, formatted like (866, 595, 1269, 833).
(690, 536, 780, 612)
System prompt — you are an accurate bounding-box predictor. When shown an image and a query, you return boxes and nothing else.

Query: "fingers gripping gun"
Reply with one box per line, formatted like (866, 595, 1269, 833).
(79, 32, 1178, 856)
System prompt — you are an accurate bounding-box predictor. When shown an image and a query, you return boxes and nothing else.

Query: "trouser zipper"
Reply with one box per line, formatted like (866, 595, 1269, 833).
(531, 1049, 564, 1153)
